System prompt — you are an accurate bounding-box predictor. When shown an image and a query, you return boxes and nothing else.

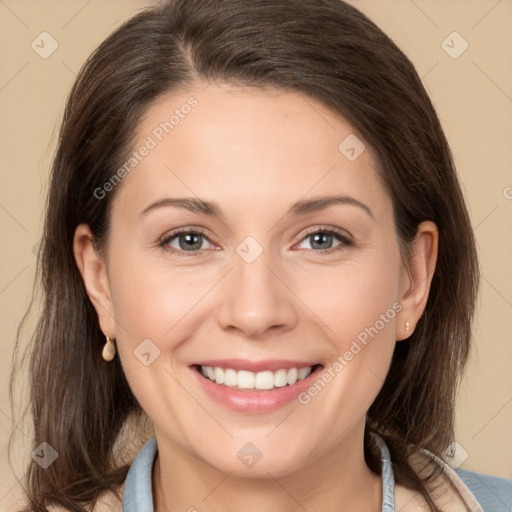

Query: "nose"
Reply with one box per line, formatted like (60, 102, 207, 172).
(217, 250, 298, 339)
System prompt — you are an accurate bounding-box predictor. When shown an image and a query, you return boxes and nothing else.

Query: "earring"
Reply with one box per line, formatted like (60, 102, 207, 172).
(405, 321, 411, 331)
(102, 336, 116, 362)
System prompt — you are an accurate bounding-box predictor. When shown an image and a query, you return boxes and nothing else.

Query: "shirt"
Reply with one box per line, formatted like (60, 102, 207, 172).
(121, 435, 512, 511)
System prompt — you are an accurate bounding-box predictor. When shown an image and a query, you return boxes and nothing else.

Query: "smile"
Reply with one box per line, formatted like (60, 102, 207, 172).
(190, 360, 324, 412)
(199, 364, 318, 391)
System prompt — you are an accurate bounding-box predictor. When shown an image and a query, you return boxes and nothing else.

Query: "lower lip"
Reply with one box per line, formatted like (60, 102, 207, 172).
(191, 365, 323, 413)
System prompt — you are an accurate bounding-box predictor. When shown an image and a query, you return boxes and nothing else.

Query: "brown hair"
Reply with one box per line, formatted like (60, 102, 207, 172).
(10, 0, 479, 510)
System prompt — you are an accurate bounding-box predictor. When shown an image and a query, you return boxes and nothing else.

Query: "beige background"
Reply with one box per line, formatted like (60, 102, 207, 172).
(1, 0, 511, 508)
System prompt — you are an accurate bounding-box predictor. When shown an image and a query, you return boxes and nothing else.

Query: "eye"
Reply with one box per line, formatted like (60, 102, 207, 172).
(294, 227, 353, 254)
(159, 228, 214, 256)
(159, 226, 353, 257)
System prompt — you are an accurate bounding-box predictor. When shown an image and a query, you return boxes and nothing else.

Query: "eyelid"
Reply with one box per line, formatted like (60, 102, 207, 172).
(159, 226, 211, 244)
(295, 225, 353, 244)
(291, 225, 353, 254)
(159, 226, 217, 254)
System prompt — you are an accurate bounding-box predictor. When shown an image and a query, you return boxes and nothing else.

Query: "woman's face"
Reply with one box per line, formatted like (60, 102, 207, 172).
(78, 82, 435, 477)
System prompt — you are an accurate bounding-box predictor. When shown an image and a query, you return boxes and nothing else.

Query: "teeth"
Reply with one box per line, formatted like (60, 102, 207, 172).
(238, 370, 255, 389)
(298, 367, 312, 380)
(287, 367, 298, 384)
(214, 367, 225, 384)
(199, 365, 314, 390)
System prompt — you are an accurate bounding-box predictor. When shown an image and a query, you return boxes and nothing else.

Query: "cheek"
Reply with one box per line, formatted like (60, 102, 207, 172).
(106, 250, 213, 424)
(295, 255, 402, 351)
(107, 247, 220, 354)
(292, 256, 402, 433)
(291, 250, 403, 416)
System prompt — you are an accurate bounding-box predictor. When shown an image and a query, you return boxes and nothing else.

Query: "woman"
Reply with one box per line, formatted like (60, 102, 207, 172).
(10, 0, 511, 510)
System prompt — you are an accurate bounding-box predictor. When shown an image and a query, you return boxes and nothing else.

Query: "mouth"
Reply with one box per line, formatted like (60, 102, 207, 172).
(192, 363, 324, 391)
(190, 359, 325, 412)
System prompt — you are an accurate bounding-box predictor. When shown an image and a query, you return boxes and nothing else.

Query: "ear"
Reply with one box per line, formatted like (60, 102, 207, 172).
(73, 224, 116, 338)
(396, 220, 438, 341)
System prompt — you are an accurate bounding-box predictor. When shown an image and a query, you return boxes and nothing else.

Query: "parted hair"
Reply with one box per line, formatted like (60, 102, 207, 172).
(10, 0, 479, 510)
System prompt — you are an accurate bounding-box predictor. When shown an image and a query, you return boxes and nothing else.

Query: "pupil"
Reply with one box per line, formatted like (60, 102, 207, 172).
(311, 233, 332, 250)
(180, 233, 202, 250)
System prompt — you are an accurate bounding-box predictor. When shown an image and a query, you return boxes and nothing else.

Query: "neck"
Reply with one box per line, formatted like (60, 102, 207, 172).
(152, 425, 382, 512)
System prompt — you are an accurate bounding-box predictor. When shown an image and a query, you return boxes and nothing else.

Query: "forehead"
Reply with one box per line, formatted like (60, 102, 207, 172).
(113, 82, 390, 221)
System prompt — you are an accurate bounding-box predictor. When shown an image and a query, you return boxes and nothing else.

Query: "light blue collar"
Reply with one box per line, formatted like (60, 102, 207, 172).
(122, 434, 395, 511)
(122, 436, 157, 511)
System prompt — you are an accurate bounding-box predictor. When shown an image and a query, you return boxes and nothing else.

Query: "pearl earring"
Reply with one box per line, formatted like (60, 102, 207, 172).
(102, 336, 116, 361)
(405, 321, 411, 331)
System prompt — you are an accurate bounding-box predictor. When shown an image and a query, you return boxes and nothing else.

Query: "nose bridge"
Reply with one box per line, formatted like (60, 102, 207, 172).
(216, 235, 297, 337)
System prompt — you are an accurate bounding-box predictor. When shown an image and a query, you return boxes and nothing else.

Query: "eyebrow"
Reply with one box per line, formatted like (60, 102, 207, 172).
(139, 195, 373, 220)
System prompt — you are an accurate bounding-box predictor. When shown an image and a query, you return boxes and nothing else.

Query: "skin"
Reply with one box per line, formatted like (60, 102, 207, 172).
(74, 82, 440, 512)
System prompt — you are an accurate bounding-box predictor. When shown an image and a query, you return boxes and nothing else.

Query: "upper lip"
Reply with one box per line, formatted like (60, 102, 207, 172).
(192, 359, 322, 373)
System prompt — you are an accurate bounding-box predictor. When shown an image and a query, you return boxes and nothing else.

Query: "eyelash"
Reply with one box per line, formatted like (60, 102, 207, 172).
(158, 226, 353, 257)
